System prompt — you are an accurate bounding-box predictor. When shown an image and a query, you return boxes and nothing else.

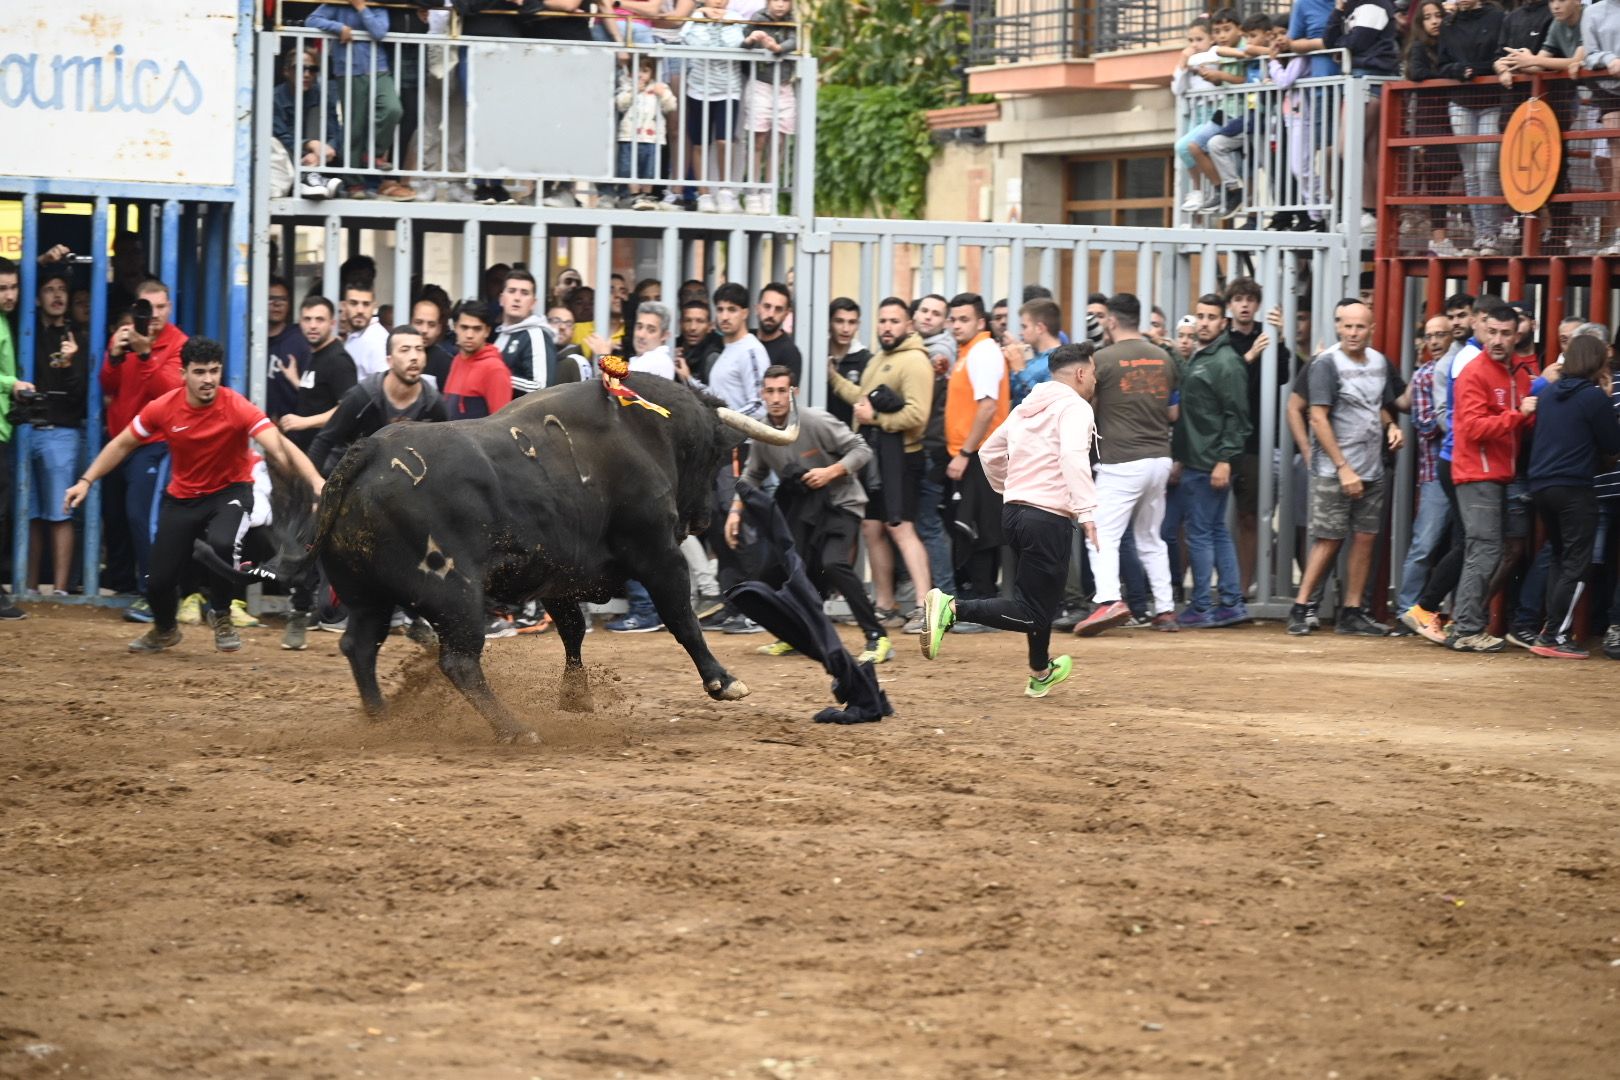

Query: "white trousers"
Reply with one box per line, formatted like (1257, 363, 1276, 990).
(1087, 457, 1174, 613)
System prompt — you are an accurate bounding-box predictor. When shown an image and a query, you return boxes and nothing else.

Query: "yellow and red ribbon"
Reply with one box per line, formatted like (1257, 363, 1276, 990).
(599, 355, 671, 418)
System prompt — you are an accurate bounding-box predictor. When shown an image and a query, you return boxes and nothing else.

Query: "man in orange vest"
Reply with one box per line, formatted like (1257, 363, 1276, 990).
(943, 292, 1011, 601)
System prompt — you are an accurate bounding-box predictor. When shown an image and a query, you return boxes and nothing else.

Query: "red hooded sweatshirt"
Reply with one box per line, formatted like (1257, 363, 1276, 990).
(443, 343, 514, 419)
(100, 322, 187, 438)
(1450, 348, 1534, 484)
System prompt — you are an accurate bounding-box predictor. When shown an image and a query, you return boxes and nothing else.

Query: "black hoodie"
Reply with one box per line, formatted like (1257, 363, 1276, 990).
(1527, 377, 1620, 493)
(1437, 3, 1508, 105)
(308, 371, 448, 475)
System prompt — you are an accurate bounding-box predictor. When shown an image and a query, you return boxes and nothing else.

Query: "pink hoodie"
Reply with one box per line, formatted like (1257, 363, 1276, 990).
(976, 381, 1098, 523)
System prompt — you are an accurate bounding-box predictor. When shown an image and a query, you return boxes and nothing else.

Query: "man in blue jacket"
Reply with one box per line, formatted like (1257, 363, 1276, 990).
(306, 1, 414, 200)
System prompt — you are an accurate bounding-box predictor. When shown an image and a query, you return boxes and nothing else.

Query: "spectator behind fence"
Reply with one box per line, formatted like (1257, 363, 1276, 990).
(306, 2, 415, 202)
(1394, 315, 1456, 620)
(754, 282, 800, 382)
(1004, 298, 1062, 407)
(412, 290, 456, 385)
(265, 276, 310, 419)
(1584, 1, 1620, 256)
(273, 46, 344, 200)
(1325, 0, 1399, 220)
(824, 297, 870, 428)
(277, 295, 359, 452)
(443, 299, 513, 419)
(1435, 0, 1507, 256)
(1405, 1, 1463, 255)
(25, 270, 87, 596)
(944, 293, 1012, 604)
(682, 0, 747, 213)
(496, 269, 563, 395)
(340, 281, 389, 379)
(99, 277, 186, 618)
(0, 259, 25, 619)
(676, 298, 723, 384)
(1175, 17, 1244, 215)
(614, 63, 677, 210)
(741, 0, 796, 214)
(1205, 12, 1275, 220)
(547, 302, 591, 380)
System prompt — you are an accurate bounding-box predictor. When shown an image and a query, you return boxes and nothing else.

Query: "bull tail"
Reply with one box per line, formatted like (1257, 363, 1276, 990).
(277, 439, 377, 580)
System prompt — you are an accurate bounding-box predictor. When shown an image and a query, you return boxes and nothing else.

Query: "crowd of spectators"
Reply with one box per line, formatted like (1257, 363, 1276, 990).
(270, 0, 800, 212)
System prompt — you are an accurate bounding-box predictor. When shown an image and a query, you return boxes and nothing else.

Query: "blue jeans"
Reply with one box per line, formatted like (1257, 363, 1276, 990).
(625, 579, 657, 620)
(26, 426, 82, 522)
(915, 472, 956, 596)
(1182, 468, 1242, 611)
(1395, 477, 1451, 612)
(122, 441, 168, 587)
(1161, 478, 1189, 588)
(1119, 529, 1150, 616)
(616, 140, 660, 189)
(1513, 542, 1553, 632)
(1176, 119, 1221, 169)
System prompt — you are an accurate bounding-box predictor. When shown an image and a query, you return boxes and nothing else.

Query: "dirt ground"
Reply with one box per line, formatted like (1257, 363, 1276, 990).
(2, 605, 1618, 1080)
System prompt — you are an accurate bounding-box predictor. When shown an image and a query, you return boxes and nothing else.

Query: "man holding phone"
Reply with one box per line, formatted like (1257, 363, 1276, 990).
(100, 278, 188, 620)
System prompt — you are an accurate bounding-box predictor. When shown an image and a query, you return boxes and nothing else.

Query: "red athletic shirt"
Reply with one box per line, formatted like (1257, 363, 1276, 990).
(101, 323, 188, 438)
(132, 387, 273, 499)
(444, 344, 514, 419)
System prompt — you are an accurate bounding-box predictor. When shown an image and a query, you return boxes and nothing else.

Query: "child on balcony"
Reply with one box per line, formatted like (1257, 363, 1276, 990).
(741, 0, 796, 215)
(1174, 18, 1245, 215)
(1205, 11, 1278, 220)
(1436, 0, 1507, 255)
(614, 61, 678, 210)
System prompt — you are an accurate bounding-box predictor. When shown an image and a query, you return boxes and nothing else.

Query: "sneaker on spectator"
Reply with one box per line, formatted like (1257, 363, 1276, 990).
(950, 621, 991, 634)
(480, 182, 513, 205)
(1359, 211, 1378, 233)
(1603, 624, 1620, 659)
(1051, 605, 1088, 631)
(1304, 602, 1321, 631)
(229, 599, 262, 628)
(659, 191, 687, 211)
(1504, 626, 1539, 650)
(901, 607, 926, 634)
(317, 616, 348, 633)
(1399, 603, 1447, 644)
(1208, 602, 1251, 628)
(1149, 612, 1179, 632)
(177, 592, 204, 625)
(1197, 189, 1222, 212)
(692, 593, 725, 620)
(1176, 607, 1216, 628)
(0, 600, 27, 621)
(716, 189, 742, 214)
(633, 195, 659, 211)
(757, 639, 796, 656)
(696, 193, 718, 213)
(1075, 599, 1130, 637)
(720, 615, 763, 634)
(542, 185, 578, 208)
(129, 626, 182, 653)
(282, 611, 310, 651)
(743, 192, 767, 214)
(211, 610, 242, 653)
(122, 597, 153, 623)
(300, 173, 335, 200)
(606, 612, 664, 632)
(1180, 190, 1205, 213)
(1427, 237, 1464, 257)
(1334, 607, 1389, 636)
(875, 605, 906, 629)
(413, 180, 442, 202)
(343, 183, 372, 200)
(699, 606, 732, 631)
(1122, 613, 1152, 629)
(1449, 631, 1504, 653)
(1286, 603, 1312, 635)
(512, 600, 542, 632)
(1530, 637, 1589, 660)
(1219, 182, 1244, 220)
(1473, 235, 1500, 256)
(857, 635, 893, 664)
(485, 615, 517, 639)
(616, 193, 640, 210)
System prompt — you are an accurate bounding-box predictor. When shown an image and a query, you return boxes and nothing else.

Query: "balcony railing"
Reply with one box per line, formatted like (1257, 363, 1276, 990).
(1380, 69, 1620, 259)
(1172, 53, 1391, 245)
(263, 17, 809, 214)
(967, 0, 1294, 67)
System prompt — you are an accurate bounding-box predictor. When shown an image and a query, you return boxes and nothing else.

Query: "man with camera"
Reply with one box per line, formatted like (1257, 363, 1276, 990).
(100, 279, 188, 621)
(0, 257, 32, 618)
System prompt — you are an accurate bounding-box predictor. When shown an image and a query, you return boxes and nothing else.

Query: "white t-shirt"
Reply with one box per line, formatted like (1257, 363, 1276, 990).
(344, 320, 389, 380)
(964, 337, 1006, 401)
(630, 344, 677, 380)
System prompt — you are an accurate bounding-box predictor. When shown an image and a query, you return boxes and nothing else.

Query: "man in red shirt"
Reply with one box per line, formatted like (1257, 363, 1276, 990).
(65, 338, 326, 654)
(443, 299, 514, 419)
(99, 278, 187, 615)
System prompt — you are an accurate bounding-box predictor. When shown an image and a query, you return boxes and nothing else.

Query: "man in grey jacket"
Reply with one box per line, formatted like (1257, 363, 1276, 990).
(726, 365, 893, 665)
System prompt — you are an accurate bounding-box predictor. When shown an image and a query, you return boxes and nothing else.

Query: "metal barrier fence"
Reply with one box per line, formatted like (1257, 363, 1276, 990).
(264, 21, 810, 215)
(967, 0, 1294, 67)
(1175, 53, 1389, 249)
(1379, 70, 1620, 260)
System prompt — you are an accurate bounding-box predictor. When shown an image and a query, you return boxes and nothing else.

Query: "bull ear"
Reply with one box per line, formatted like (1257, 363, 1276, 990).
(716, 402, 798, 446)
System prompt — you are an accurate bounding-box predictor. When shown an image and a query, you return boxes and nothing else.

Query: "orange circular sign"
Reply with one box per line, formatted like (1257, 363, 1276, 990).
(1500, 97, 1562, 214)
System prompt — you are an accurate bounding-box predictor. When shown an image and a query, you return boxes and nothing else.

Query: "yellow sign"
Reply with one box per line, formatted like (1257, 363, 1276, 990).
(1500, 98, 1562, 215)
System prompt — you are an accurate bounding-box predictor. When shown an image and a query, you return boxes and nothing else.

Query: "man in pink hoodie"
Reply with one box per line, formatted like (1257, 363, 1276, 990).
(919, 343, 1101, 698)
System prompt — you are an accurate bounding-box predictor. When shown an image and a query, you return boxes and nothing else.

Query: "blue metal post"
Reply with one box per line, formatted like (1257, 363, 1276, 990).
(161, 200, 182, 332)
(178, 208, 199, 333)
(203, 205, 225, 342)
(12, 195, 38, 596)
(228, 202, 250, 395)
(81, 197, 110, 600)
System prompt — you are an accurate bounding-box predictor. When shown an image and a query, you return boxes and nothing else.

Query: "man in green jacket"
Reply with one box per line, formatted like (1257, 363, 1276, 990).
(0, 257, 35, 618)
(1171, 292, 1253, 627)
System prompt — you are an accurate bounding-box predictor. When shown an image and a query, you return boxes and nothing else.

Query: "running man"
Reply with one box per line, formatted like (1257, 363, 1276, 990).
(64, 338, 326, 653)
(919, 343, 1100, 698)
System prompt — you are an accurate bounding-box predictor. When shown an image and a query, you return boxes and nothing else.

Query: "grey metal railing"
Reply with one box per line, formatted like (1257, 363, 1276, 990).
(967, 0, 1295, 66)
(265, 24, 807, 213)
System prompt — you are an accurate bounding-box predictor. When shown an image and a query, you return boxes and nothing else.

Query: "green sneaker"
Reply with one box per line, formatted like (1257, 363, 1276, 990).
(1025, 655, 1073, 699)
(920, 588, 956, 660)
(857, 635, 893, 664)
(756, 639, 796, 657)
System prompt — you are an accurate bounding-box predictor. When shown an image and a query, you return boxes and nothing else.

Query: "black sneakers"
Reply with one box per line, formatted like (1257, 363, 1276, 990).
(1286, 603, 1312, 635)
(1334, 607, 1390, 636)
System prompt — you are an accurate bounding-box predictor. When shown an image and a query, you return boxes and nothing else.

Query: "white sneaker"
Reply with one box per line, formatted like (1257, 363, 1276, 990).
(1197, 189, 1222, 212)
(696, 193, 718, 213)
(1474, 235, 1500, 256)
(1427, 238, 1463, 257)
(716, 189, 742, 214)
(743, 192, 766, 214)
(1360, 211, 1378, 232)
(445, 183, 476, 204)
(299, 174, 332, 200)
(542, 188, 578, 208)
(1180, 190, 1205, 212)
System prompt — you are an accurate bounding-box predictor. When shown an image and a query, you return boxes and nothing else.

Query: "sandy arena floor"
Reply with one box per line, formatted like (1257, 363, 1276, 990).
(2, 605, 1617, 1079)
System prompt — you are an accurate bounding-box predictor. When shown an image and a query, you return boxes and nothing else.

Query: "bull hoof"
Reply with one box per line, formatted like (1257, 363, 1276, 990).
(558, 671, 594, 714)
(705, 677, 750, 702)
(496, 727, 541, 745)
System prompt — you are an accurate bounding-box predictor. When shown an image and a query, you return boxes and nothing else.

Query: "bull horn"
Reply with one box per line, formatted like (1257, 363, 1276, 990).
(716, 403, 799, 446)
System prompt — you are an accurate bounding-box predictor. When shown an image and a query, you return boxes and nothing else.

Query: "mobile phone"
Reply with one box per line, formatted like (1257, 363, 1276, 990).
(66, 254, 95, 265)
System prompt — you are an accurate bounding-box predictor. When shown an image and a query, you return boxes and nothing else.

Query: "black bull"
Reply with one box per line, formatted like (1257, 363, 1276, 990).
(269, 375, 796, 742)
